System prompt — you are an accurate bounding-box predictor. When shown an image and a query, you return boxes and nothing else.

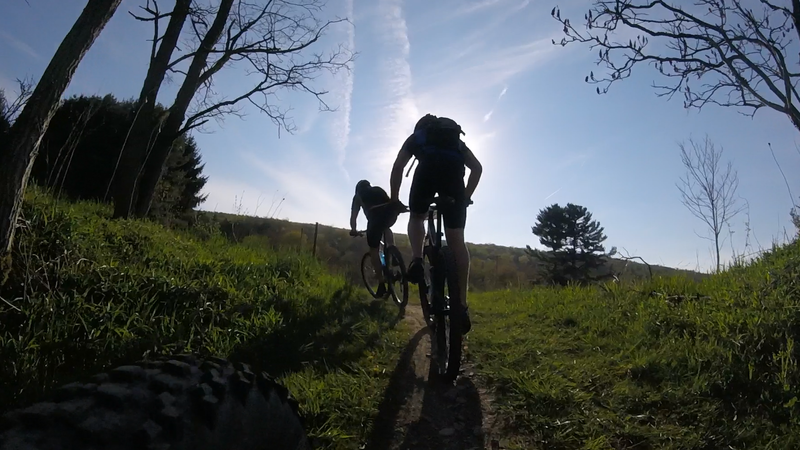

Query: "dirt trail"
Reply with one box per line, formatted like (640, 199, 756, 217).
(363, 304, 502, 450)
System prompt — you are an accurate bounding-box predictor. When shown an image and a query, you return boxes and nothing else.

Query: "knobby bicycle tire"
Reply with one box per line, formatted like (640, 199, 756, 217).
(425, 246, 447, 374)
(0, 354, 310, 450)
(417, 248, 433, 327)
(360, 251, 380, 298)
(384, 245, 408, 308)
(426, 245, 463, 382)
(438, 245, 463, 382)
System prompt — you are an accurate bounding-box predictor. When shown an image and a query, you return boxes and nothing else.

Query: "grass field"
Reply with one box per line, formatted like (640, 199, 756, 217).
(3, 189, 800, 449)
(0, 189, 411, 449)
(464, 238, 800, 449)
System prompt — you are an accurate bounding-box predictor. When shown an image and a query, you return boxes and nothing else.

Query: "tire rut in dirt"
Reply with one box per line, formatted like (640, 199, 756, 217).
(0, 354, 310, 450)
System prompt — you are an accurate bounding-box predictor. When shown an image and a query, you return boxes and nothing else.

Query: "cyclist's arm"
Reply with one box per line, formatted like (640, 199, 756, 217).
(462, 144, 483, 201)
(390, 139, 414, 201)
(349, 195, 361, 231)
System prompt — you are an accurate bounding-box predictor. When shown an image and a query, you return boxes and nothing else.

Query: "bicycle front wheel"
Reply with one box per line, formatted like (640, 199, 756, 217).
(384, 245, 408, 308)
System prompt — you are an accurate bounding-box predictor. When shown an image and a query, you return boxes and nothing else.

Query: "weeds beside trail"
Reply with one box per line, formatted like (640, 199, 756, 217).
(466, 240, 800, 449)
(0, 190, 409, 449)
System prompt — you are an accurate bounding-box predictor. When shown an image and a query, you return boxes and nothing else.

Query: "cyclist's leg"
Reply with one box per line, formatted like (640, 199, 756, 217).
(440, 170, 472, 333)
(382, 205, 399, 248)
(407, 163, 435, 282)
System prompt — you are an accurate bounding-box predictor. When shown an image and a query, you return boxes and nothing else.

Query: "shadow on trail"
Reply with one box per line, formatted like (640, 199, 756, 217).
(364, 326, 429, 449)
(365, 322, 485, 450)
(229, 285, 405, 378)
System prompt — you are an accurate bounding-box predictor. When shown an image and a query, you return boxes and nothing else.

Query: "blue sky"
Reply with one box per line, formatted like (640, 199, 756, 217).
(2, 0, 799, 272)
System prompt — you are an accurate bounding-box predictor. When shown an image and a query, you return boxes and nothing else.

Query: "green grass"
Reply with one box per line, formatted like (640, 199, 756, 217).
(0, 189, 410, 449)
(465, 240, 800, 449)
(6, 188, 800, 450)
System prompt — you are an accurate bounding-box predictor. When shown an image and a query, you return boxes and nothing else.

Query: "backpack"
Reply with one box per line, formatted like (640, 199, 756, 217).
(404, 115, 466, 177)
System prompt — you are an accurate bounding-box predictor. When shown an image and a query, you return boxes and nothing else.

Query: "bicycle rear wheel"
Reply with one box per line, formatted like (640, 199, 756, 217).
(427, 246, 463, 382)
(0, 354, 309, 450)
(360, 251, 380, 298)
(384, 245, 408, 308)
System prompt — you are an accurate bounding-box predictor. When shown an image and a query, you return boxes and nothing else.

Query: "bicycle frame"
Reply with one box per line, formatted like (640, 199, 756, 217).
(354, 230, 391, 272)
(425, 203, 445, 250)
(421, 197, 452, 317)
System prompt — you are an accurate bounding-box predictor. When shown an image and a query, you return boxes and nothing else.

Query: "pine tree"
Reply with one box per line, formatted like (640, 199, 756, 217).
(526, 203, 608, 285)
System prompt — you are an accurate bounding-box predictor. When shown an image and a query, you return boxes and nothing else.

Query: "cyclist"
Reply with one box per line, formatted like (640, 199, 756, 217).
(349, 179, 407, 298)
(389, 114, 482, 333)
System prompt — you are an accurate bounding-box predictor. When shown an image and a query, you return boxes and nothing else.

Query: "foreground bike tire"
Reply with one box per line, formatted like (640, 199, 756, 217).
(384, 245, 408, 308)
(360, 251, 380, 298)
(0, 354, 310, 450)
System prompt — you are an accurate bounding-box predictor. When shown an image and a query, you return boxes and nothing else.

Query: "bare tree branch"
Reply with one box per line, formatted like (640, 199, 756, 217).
(127, 0, 354, 219)
(552, 0, 800, 132)
(179, 0, 354, 133)
(616, 247, 653, 280)
(676, 135, 744, 272)
(0, 77, 35, 124)
(128, 0, 169, 65)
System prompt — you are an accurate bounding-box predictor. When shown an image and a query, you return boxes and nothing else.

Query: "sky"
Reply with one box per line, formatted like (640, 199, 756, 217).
(1, 0, 799, 273)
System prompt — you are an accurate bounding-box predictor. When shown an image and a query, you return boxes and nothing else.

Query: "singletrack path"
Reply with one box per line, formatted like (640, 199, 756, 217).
(363, 304, 505, 450)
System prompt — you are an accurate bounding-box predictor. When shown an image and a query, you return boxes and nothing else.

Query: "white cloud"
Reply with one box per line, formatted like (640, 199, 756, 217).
(239, 151, 346, 225)
(483, 110, 494, 122)
(544, 188, 561, 200)
(499, 86, 508, 99)
(198, 178, 269, 216)
(326, 0, 356, 180)
(367, 0, 419, 171)
(0, 31, 40, 61)
(456, 0, 503, 15)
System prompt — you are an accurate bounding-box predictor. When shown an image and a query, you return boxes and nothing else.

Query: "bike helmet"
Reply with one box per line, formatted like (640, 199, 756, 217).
(355, 179, 370, 195)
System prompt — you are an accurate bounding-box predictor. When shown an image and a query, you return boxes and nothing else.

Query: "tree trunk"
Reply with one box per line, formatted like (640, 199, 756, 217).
(133, 0, 234, 218)
(0, 0, 122, 276)
(111, 0, 191, 218)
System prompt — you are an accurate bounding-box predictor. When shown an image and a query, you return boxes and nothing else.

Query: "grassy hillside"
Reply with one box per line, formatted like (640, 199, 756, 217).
(0, 189, 410, 449)
(196, 211, 706, 290)
(463, 239, 800, 449)
(5, 189, 792, 449)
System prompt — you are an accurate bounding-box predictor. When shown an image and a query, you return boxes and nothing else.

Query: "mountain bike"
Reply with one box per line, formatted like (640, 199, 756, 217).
(0, 354, 310, 450)
(352, 230, 409, 309)
(414, 196, 471, 383)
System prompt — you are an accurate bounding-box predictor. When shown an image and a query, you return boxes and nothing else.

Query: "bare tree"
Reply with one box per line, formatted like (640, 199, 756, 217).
(676, 135, 744, 273)
(112, 0, 353, 219)
(108, 0, 191, 214)
(551, 0, 800, 132)
(0, 0, 122, 281)
(0, 78, 35, 126)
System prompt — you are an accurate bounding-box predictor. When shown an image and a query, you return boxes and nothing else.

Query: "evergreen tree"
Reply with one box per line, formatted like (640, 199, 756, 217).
(28, 94, 207, 220)
(526, 203, 609, 285)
